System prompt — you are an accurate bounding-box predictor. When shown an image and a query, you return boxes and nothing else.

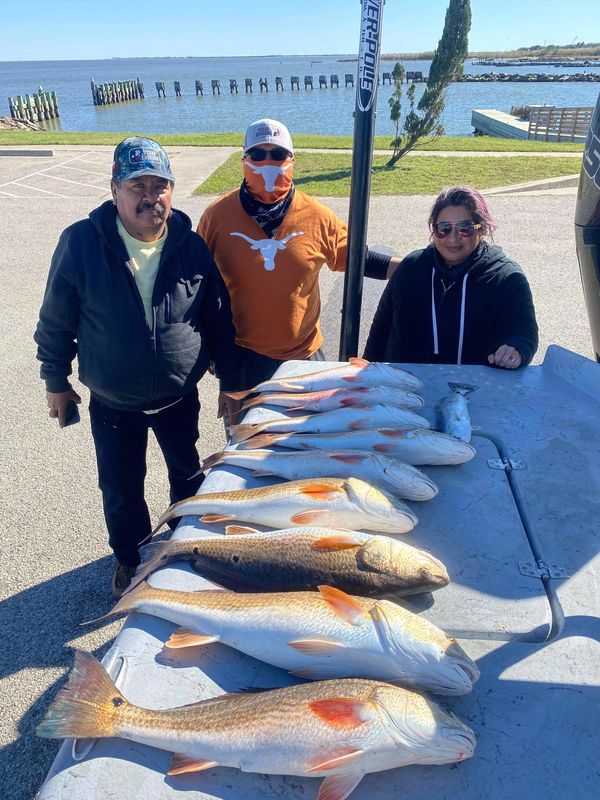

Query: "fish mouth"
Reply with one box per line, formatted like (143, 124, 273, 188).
(450, 730, 476, 761)
(420, 556, 450, 588)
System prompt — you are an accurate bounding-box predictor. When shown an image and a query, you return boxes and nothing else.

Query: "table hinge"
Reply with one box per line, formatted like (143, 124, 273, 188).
(488, 458, 527, 471)
(519, 561, 570, 579)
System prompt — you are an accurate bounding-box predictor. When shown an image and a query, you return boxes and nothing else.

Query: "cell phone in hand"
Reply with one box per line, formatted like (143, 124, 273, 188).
(63, 400, 81, 427)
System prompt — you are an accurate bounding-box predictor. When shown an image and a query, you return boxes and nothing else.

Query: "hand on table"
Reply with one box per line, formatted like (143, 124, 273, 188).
(488, 345, 522, 370)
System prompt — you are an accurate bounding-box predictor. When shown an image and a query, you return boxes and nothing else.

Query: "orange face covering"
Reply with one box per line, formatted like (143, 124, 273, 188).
(242, 157, 294, 203)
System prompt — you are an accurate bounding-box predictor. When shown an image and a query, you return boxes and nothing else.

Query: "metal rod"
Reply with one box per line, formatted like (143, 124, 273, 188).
(339, 0, 385, 360)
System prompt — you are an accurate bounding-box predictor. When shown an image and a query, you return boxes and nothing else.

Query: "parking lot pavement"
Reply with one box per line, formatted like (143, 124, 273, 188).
(0, 144, 237, 199)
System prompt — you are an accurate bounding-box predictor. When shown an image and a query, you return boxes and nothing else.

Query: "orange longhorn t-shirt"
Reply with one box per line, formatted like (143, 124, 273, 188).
(197, 189, 347, 360)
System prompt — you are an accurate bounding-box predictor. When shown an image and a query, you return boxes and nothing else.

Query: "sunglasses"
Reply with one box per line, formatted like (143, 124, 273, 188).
(431, 220, 482, 239)
(245, 147, 290, 162)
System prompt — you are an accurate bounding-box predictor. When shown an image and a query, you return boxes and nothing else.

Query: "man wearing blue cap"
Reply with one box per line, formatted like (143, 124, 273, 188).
(35, 137, 240, 597)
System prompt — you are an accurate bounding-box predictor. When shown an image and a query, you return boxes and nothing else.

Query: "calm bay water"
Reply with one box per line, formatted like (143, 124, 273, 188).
(1, 54, 600, 137)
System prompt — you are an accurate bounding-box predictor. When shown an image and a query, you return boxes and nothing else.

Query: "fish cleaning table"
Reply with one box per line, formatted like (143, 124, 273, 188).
(37, 345, 600, 800)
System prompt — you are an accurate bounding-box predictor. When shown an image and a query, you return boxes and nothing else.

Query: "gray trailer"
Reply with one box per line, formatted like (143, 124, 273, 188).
(37, 347, 600, 800)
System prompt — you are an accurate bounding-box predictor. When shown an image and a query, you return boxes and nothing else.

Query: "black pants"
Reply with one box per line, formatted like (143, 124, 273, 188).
(89, 391, 202, 567)
(237, 344, 327, 390)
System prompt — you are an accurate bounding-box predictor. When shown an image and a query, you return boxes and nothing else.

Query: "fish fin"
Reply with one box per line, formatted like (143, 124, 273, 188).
(228, 423, 261, 443)
(278, 381, 302, 390)
(373, 444, 393, 453)
(312, 534, 363, 551)
(36, 650, 125, 740)
(201, 451, 225, 471)
(349, 357, 369, 368)
(240, 396, 261, 410)
(238, 433, 279, 449)
(349, 419, 370, 430)
(225, 389, 252, 400)
(166, 627, 220, 649)
(448, 382, 478, 395)
(330, 454, 367, 464)
(339, 398, 368, 408)
(81, 580, 151, 625)
(299, 483, 344, 498)
(200, 513, 236, 523)
(316, 771, 364, 800)
(381, 429, 407, 438)
(341, 376, 358, 383)
(251, 469, 276, 477)
(287, 638, 348, 656)
(168, 754, 220, 776)
(318, 585, 367, 625)
(309, 698, 372, 729)
(291, 510, 329, 524)
(225, 524, 259, 535)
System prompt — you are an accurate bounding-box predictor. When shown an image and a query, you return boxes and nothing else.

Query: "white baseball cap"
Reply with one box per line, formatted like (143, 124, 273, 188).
(243, 118, 294, 155)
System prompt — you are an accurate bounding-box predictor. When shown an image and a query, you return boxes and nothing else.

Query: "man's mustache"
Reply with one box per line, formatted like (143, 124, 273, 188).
(137, 201, 165, 215)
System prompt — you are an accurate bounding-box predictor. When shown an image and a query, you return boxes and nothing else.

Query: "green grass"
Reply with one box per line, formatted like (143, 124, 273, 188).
(196, 152, 580, 196)
(0, 129, 583, 152)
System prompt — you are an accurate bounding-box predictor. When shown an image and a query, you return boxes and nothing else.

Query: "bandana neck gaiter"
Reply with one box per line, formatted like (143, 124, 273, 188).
(242, 157, 294, 204)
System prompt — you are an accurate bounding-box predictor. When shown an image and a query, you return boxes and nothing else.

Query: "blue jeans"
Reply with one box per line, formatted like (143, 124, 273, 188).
(89, 391, 202, 567)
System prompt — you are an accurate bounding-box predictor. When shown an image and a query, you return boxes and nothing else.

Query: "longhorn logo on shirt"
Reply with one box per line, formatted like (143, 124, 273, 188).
(230, 230, 304, 271)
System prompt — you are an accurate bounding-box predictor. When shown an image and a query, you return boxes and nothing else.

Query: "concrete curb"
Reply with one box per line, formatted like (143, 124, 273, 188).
(482, 173, 580, 195)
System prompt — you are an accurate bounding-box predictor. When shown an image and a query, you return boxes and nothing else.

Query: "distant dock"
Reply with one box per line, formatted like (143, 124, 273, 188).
(471, 107, 591, 143)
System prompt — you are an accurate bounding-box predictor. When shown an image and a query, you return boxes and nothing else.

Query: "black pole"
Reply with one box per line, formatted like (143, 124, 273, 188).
(339, 0, 385, 360)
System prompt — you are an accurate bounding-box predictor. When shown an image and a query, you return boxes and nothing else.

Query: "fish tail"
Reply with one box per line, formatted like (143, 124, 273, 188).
(448, 382, 478, 395)
(240, 396, 263, 410)
(36, 651, 127, 740)
(202, 451, 226, 471)
(125, 541, 179, 593)
(151, 506, 177, 536)
(225, 389, 253, 400)
(228, 423, 263, 443)
(237, 433, 281, 449)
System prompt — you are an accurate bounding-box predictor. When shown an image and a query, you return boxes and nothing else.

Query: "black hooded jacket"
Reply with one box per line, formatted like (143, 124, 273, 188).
(364, 243, 538, 366)
(35, 200, 240, 410)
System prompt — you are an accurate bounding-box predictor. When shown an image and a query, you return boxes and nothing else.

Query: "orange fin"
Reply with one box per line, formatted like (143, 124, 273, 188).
(318, 585, 367, 625)
(342, 376, 358, 383)
(373, 444, 393, 453)
(200, 513, 236, 523)
(166, 627, 220, 649)
(240, 396, 262, 410)
(291, 510, 329, 525)
(348, 420, 368, 430)
(331, 454, 367, 464)
(339, 398, 367, 408)
(299, 483, 343, 498)
(381, 429, 407, 438)
(310, 698, 371, 728)
(349, 357, 369, 368)
(168, 754, 220, 776)
(312, 533, 363, 551)
(316, 770, 364, 800)
(288, 638, 347, 656)
(251, 469, 275, 477)
(225, 524, 259, 535)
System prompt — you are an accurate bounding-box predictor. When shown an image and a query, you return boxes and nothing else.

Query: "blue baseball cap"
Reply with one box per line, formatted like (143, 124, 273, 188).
(112, 136, 175, 183)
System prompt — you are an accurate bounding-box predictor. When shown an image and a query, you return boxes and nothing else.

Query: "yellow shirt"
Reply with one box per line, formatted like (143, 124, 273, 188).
(116, 216, 167, 328)
(198, 190, 347, 360)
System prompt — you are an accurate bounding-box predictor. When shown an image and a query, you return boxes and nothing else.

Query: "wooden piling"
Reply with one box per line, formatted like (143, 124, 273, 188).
(211, 80, 220, 95)
(259, 77, 268, 92)
(304, 75, 313, 89)
(275, 76, 284, 91)
(229, 79, 239, 93)
(174, 81, 181, 97)
(195, 80, 204, 96)
(290, 76, 300, 90)
(344, 73, 354, 87)
(318, 74, 327, 88)
(245, 78, 253, 92)
(9, 87, 60, 123)
(330, 74, 339, 87)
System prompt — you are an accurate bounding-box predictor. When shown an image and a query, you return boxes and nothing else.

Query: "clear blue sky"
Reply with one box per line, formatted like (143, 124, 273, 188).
(2, 0, 598, 61)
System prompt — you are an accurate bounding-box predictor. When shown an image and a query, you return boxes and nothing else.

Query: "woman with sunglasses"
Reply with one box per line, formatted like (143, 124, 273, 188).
(364, 185, 538, 369)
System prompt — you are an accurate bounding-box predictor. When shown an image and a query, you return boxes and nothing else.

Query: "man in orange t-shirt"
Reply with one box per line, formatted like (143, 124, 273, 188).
(198, 118, 399, 390)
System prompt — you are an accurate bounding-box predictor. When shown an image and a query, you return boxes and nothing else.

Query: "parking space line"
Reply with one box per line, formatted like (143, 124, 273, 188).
(0, 188, 20, 197)
(15, 182, 68, 197)
(61, 165, 108, 177)
(22, 173, 108, 190)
